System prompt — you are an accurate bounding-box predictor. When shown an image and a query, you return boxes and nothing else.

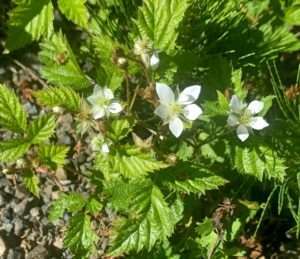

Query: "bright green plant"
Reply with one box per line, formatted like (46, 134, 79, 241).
(1, 0, 300, 258)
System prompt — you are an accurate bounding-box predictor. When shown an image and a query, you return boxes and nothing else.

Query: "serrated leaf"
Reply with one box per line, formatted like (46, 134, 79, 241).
(158, 162, 228, 194)
(92, 35, 124, 90)
(86, 197, 103, 215)
(22, 170, 40, 197)
(28, 115, 56, 144)
(64, 212, 98, 258)
(49, 193, 86, 222)
(111, 146, 167, 178)
(58, 0, 89, 28)
(0, 139, 30, 162)
(39, 32, 91, 89)
(38, 144, 69, 168)
(6, 0, 54, 51)
(109, 180, 181, 255)
(0, 84, 27, 133)
(108, 118, 133, 141)
(34, 86, 81, 112)
(136, 0, 189, 52)
(234, 146, 286, 182)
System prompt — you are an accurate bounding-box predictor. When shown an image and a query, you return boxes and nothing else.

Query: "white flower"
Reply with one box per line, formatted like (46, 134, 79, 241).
(155, 83, 202, 138)
(150, 53, 159, 70)
(101, 143, 110, 154)
(87, 86, 122, 119)
(227, 95, 269, 142)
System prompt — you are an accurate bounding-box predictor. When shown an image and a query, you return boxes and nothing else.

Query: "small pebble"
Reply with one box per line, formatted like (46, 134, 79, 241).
(0, 237, 6, 256)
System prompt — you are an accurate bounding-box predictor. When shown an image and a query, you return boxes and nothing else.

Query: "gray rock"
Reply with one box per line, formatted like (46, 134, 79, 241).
(27, 245, 48, 259)
(14, 218, 24, 235)
(30, 207, 40, 218)
(0, 237, 6, 256)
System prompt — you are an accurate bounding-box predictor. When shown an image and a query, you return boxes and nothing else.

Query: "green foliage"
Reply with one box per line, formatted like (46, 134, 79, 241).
(110, 146, 167, 178)
(136, 0, 189, 52)
(107, 118, 133, 141)
(49, 193, 86, 222)
(34, 86, 81, 112)
(39, 32, 91, 89)
(234, 145, 286, 182)
(22, 170, 40, 197)
(58, 0, 89, 28)
(0, 84, 27, 133)
(64, 212, 98, 259)
(6, 0, 54, 50)
(159, 163, 228, 194)
(38, 144, 69, 168)
(0, 139, 30, 162)
(28, 115, 56, 144)
(108, 179, 182, 255)
(92, 35, 124, 90)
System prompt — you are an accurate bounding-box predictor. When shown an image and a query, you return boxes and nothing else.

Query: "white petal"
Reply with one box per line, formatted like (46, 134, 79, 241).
(156, 83, 175, 104)
(247, 100, 264, 115)
(236, 125, 249, 142)
(250, 116, 269, 130)
(169, 117, 184, 138)
(108, 102, 123, 114)
(103, 88, 114, 100)
(227, 114, 239, 127)
(150, 53, 159, 70)
(93, 85, 102, 95)
(183, 104, 202, 121)
(87, 94, 98, 105)
(154, 104, 170, 121)
(230, 95, 244, 113)
(178, 85, 201, 104)
(101, 143, 110, 154)
(92, 107, 105, 119)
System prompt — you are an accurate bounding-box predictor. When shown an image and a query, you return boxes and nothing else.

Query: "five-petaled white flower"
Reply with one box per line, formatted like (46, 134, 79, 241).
(87, 86, 122, 119)
(155, 83, 203, 138)
(227, 95, 269, 142)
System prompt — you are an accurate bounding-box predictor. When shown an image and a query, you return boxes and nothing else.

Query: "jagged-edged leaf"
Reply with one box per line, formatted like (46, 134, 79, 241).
(107, 118, 133, 141)
(28, 115, 56, 144)
(111, 146, 167, 178)
(22, 170, 40, 197)
(92, 35, 123, 90)
(136, 0, 189, 52)
(158, 162, 228, 194)
(0, 139, 30, 162)
(58, 0, 89, 28)
(64, 212, 98, 258)
(6, 0, 54, 51)
(234, 146, 286, 182)
(39, 32, 91, 89)
(108, 179, 181, 255)
(49, 193, 86, 222)
(38, 144, 69, 168)
(0, 84, 27, 133)
(34, 86, 81, 112)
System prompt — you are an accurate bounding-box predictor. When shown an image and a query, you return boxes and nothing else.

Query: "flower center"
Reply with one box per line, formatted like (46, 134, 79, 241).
(96, 98, 109, 107)
(169, 103, 182, 118)
(239, 109, 252, 125)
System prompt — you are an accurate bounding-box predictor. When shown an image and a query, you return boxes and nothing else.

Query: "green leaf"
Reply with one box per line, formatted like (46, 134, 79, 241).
(6, 0, 54, 51)
(111, 146, 167, 178)
(92, 35, 124, 90)
(39, 32, 91, 89)
(28, 115, 56, 144)
(64, 212, 98, 258)
(58, 0, 89, 28)
(109, 180, 181, 255)
(107, 118, 133, 141)
(137, 0, 189, 52)
(22, 170, 40, 197)
(285, 5, 300, 26)
(34, 86, 81, 112)
(159, 162, 228, 194)
(0, 139, 30, 162)
(38, 144, 69, 168)
(86, 197, 103, 215)
(234, 146, 286, 182)
(0, 84, 27, 133)
(49, 193, 86, 222)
